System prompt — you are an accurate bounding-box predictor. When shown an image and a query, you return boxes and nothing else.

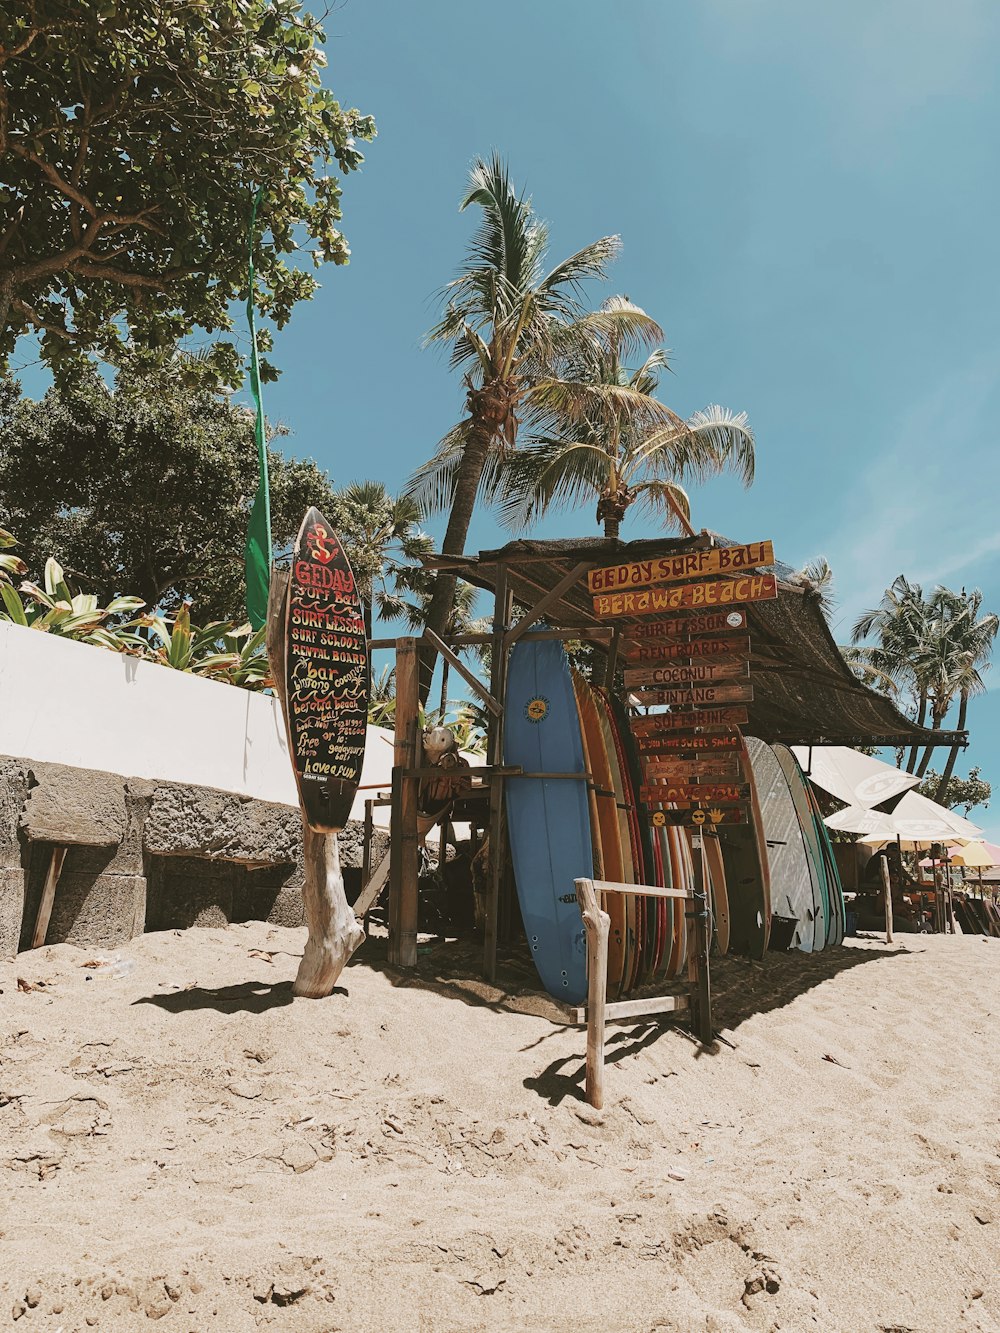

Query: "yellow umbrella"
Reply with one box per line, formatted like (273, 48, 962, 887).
(948, 841, 995, 869)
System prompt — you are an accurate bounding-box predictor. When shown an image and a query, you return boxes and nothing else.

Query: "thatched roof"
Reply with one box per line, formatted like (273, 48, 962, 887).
(428, 533, 965, 750)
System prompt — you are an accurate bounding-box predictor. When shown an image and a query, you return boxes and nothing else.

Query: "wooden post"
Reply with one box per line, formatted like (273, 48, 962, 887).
(484, 566, 511, 981)
(688, 870, 713, 1045)
(31, 845, 67, 949)
(880, 854, 894, 945)
(945, 859, 956, 934)
(576, 877, 610, 1110)
(388, 637, 420, 967)
(265, 567, 364, 997)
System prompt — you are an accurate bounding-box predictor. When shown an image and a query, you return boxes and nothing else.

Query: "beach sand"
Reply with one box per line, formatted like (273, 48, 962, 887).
(1, 923, 997, 1331)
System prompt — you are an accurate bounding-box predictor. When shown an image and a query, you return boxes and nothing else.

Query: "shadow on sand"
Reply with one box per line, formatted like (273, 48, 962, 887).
(133, 980, 348, 1014)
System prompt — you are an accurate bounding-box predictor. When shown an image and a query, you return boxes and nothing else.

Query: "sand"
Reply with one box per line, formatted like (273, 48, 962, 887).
(1, 923, 998, 1332)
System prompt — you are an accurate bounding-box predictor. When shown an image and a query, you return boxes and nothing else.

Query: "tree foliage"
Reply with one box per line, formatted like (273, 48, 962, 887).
(917, 766, 991, 816)
(0, 0, 374, 384)
(0, 366, 338, 621)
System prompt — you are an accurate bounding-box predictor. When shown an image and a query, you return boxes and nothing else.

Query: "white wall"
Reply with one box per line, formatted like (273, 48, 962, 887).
(0, 623, 477, 830)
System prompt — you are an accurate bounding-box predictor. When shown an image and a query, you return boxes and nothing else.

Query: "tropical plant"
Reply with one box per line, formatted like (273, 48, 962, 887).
(331, 481, 434, 638)
(0, 365, 338, 621)
(0, 0, 374, 385)
(501, 297, 755, 539)
(379, 577, 485, 718)
(792, 556, 835, 619)
(851, 578, 997, 783)
(139, 604, 272, 689)
(0, 527, 27, 585)
(368, 664, 397, 727)
(0, 553, 146, 648)
(407, 154, 656, 702)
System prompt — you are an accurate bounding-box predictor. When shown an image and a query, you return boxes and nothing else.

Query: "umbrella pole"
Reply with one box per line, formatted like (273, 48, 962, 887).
(945, 858, 956, 934)
(880, 854, 894, 945)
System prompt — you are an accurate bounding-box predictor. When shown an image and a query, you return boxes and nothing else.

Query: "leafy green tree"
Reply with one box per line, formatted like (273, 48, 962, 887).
(0, 0, 374, 383)
(502, 297, 754, 539)
(0, 365, 338, 620)
(408, 155, 655, 702)
(917, 766, 991, 816)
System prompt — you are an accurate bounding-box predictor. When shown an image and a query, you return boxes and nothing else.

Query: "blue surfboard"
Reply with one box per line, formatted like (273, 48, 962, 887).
(504, 640, 591, 1003)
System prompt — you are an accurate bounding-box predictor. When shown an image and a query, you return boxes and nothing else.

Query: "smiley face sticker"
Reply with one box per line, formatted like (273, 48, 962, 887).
(652, 810, 666, 827)
(525, 696, 550, 724)
(691, 808, 707, 826)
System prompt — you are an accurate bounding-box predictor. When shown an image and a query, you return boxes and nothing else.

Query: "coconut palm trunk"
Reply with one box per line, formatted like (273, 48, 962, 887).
(934, 690, 969, 801)
(905, 690, 927, 773)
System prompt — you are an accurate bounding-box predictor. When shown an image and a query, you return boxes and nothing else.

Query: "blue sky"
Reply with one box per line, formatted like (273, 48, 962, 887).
(16, 1, 1000, 837)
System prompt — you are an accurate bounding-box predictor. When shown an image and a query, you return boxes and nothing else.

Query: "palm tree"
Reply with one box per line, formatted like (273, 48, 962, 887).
(501, 297, 755, 539)
(332, 481, 434, 639)
(918, 589, 997, 793)
(852, 577, 935, 772)
(407, 155, 657, 701)
(380, 577, 484, 720)
(792, 557, 835, 620)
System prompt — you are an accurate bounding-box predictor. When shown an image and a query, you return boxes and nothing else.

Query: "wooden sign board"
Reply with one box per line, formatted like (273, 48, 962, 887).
(284, 507, 369, 832)
(636, 731, 742, 755)
(594, 574, 777, 620)
(643, 758, 743, 781)
(650, 807, 747, 827)
(641, 782, 749, 805)
(628, 609, 747, 640)
(630, 682, 754, 708)
(624, 661, 750, 688)
(630, 706, 749, 734)
(588, 541, 773, 594)
(625, 635, 751, 664)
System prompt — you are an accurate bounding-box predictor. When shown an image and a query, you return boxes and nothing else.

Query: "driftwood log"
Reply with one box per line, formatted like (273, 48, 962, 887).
(266, 567, 364, 998)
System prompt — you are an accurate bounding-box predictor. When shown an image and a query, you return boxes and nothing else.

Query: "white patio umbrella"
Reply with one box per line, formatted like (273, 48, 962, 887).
(791, 745, 920, 810)
(824, 788, 982, 848)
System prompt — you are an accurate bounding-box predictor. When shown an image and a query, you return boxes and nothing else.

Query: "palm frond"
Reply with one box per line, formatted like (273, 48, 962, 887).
(632, 405, 755, 486)
(629, 478, 692, 531)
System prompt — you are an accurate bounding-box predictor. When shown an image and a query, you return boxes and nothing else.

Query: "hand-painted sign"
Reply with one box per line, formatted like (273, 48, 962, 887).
(630, 682, 754, 708)
(284, 507, 369, 832)
(629, 706, 749, 734)
(624, 661, 751, 688)
(593, 574, 777, 620)
(643, 758, 743, 780)
(588, 541, 773, 594)
(627, 609, 747, 640)
(646, 806, 747, 826)
(640, 782, 750, 805)
(636, 731, 743, 754)
(625, 635, 751, 663)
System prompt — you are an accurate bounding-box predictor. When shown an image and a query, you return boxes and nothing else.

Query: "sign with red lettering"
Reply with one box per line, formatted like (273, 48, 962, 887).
(643, 758, 743, 780)
(640, 783, 749, 805)
(630, 682, 754, 708)
(624, 635, 751, 664)
(593, 573, 777, 620)
(630, 707, 749, 734)
(284, 507, 369, 831)
(624, 661, 751, 688)
(588, 541, 773, 594)
(627, 609, 747, 639)
(637, 732, 743, 755)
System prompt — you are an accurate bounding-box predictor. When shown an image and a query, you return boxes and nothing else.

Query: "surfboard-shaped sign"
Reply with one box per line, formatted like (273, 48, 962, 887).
(284, 507, 369, 832)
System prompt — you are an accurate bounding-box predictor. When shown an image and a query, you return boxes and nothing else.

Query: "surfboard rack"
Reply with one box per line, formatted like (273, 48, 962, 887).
(574, 876, 713, 1110)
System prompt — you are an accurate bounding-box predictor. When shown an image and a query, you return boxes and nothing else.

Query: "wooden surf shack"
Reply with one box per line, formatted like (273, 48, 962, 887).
(367, 531, 964, 1094)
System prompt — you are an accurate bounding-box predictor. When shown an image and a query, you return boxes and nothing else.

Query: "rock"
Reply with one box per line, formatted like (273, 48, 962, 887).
(21, 765, 126, 847)
(252, 1278, 273, 1304)
(24, 1285, 41, 1308)
(11, 1303, 25, 1321)
(973, 1208, 993, 1225)
(144, 785, 300, 866)
(101, 1282, 115, 1300)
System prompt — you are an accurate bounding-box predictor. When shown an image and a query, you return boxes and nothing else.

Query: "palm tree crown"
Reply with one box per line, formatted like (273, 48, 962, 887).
(500, 296, 755, 539)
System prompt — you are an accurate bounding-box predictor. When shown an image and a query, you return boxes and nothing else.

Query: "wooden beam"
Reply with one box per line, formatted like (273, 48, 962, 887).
(573, 993, 688, 1025)
(604, 627, 621, 689)
(353, 848, 391, 920)
(576, 877, 610, 1109)
(31, 845, 67, 949)
(502, 562, 594, 651)
(388, 637, 420, 967)
(591, 878, 692, 901)
(421, 626, 502, 717)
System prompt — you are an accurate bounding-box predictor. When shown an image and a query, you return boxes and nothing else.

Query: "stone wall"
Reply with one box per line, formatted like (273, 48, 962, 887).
(0, 756, 386, 959)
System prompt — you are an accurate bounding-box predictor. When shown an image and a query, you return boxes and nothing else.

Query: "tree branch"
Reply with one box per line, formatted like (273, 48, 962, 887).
(70, 260, 195, 290)
(12, 297, 77, 340)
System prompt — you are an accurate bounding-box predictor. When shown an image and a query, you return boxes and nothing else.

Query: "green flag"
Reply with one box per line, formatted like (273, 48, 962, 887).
(244, 185, 271, 630)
